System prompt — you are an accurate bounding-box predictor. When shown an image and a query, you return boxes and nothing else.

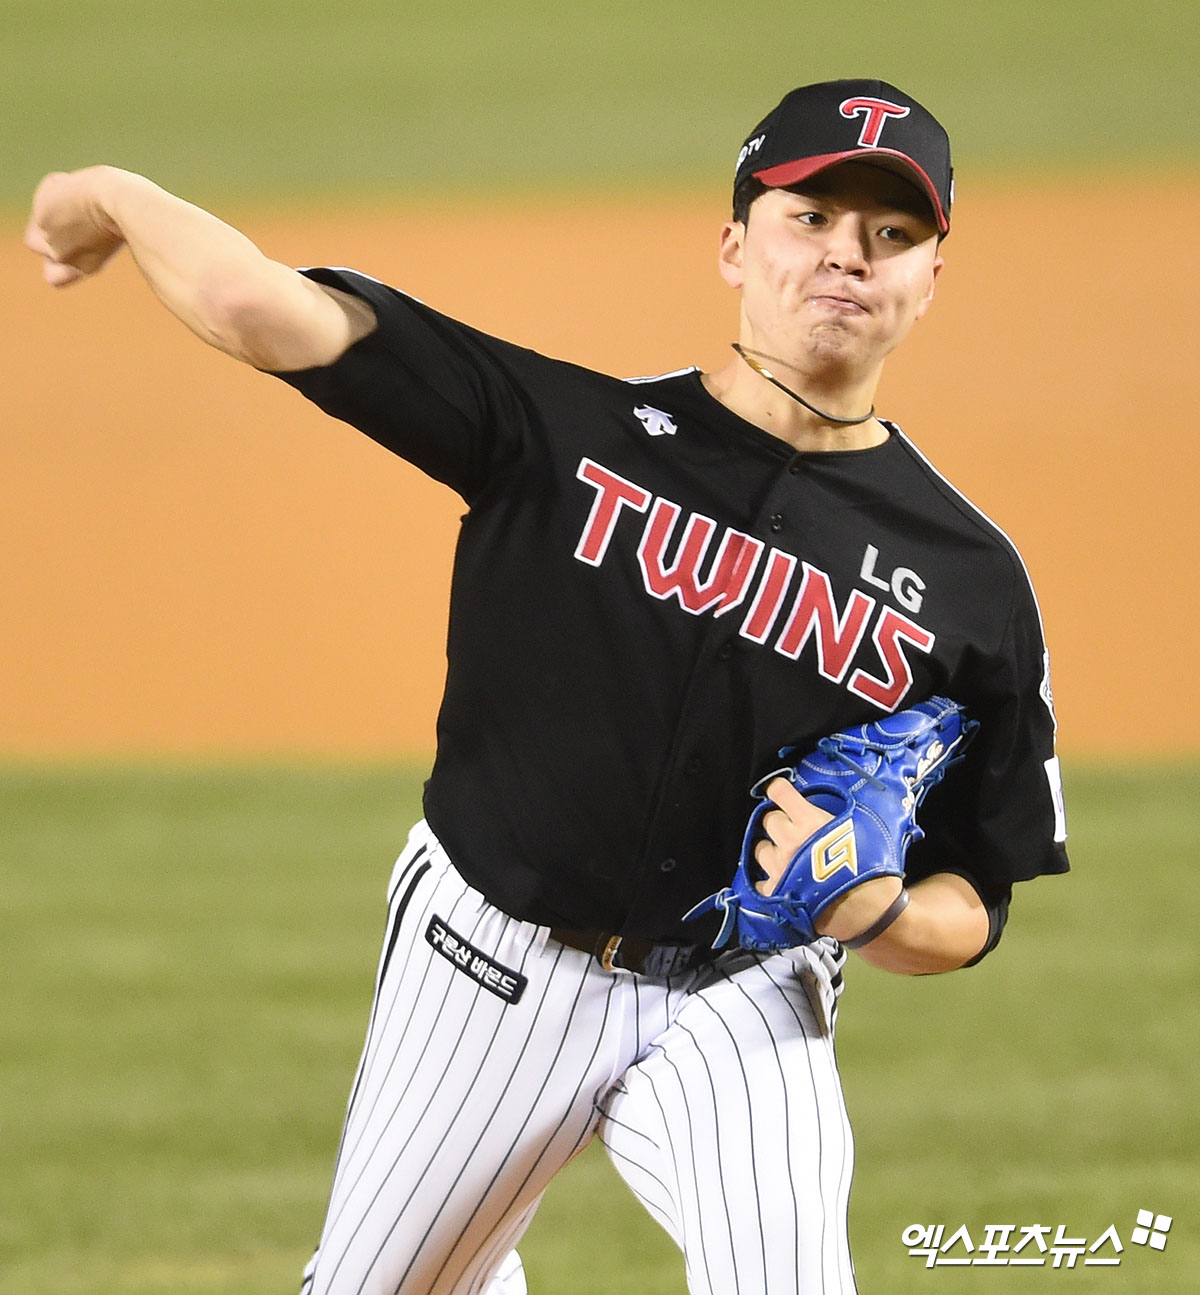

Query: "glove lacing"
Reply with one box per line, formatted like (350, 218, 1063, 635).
(815, 737, 887, 790)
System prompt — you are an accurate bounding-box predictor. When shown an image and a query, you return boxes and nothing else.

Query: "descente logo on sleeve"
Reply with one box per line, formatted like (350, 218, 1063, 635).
(426, 916, 528, 1004)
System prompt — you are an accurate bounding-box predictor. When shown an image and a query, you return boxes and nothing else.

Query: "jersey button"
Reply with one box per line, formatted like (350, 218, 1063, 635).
(788, 458, 805, 475)
(685, 756, 703, 775)
(659, 857, 678, 873)
(715, 641, 734, 662)
(769, 513, 785, 533)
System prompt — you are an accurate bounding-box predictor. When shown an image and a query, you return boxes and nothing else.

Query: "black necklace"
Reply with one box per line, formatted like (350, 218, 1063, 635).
(731, 344, 876, 426)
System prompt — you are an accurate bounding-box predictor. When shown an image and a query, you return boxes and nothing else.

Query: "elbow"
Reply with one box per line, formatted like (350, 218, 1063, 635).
(193, 266, 285, 368)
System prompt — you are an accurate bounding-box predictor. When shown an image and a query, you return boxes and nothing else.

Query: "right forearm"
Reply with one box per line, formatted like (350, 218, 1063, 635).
(92, 167, 267, 349)
(28, 166, 373, 369)
(90, 167, 316, 362)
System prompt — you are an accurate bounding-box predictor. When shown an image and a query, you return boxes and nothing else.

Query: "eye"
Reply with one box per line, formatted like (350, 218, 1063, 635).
(879, 224, 913, 244)
(794, 209, 827, 227)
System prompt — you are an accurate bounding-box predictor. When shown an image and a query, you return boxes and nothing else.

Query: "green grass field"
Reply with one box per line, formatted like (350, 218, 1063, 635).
(2, 763, 1196, 1293)
(3, 0, 1197, 213)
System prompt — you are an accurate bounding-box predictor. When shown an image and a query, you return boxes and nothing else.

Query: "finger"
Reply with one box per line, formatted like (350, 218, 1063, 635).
(758, 806, 790, 844)
(30, 171, 71, 219)
(43, 260, 85, 287)
(764, 776, 810, 814)
(753, 837, 783, 895)
(23, 220, 54, 256)
(766, 777, 834, 837)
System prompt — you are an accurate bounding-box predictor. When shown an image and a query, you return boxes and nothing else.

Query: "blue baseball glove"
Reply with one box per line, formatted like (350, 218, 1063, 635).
(685, 696, 978, 952)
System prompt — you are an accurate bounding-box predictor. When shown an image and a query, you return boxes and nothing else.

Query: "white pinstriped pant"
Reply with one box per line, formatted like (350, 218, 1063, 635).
(300, 820, 856, 1295)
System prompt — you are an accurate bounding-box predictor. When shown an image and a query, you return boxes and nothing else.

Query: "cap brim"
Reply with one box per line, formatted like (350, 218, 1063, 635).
(753, 150, 949, 233)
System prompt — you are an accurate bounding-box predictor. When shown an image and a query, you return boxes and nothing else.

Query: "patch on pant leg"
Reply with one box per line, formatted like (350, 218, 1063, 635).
(426, 915, 528, 1004)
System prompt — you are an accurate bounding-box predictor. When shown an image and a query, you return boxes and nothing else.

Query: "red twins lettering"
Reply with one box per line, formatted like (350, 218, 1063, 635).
(848, 606, 935, 710)
(839, 96, 911, 148)
(574, 457, 935, 711)
(775, 562, 875, 683)
(574, 459, 651, 564)
(637, 498, 763, 616)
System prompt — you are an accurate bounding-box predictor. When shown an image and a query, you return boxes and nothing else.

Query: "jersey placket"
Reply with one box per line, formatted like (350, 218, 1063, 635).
(629, 453, 818, 936)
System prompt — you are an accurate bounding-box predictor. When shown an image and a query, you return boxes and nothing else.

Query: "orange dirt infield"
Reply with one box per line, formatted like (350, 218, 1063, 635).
(4, 178, 1198, 759)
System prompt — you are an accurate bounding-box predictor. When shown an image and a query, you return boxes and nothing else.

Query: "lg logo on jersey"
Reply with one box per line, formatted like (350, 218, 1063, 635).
(860, 543, 925, 614)
(574, 457, 936, 712)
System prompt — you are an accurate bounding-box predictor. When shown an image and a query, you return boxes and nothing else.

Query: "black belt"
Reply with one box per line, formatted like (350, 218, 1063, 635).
(549, 927, 713, 977)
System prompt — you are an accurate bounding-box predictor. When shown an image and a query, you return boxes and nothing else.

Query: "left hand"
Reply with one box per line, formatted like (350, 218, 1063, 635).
(754, 777, 903, 941)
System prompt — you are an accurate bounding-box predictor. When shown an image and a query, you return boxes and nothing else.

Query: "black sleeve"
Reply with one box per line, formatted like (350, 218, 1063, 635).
(268, 267, 533, 502)
(906, 556, 1069, 956)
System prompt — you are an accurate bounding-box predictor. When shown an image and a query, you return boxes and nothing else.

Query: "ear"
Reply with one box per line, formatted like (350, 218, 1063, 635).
(913, 251, 944, 322)
(717, 219, 745, 290)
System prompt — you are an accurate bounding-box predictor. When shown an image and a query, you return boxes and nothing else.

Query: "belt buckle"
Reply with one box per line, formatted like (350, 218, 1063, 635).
(598, 934, 623, 972)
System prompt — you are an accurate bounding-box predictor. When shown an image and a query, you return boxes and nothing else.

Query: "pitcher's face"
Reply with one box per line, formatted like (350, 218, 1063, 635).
(720, 163, 943, 378)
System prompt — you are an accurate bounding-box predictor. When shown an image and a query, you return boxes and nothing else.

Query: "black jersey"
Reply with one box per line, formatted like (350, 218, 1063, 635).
(273, 268, 1068, 944)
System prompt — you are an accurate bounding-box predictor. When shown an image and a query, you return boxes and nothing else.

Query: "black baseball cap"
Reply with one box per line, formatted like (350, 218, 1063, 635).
(734, 79, 953, 234)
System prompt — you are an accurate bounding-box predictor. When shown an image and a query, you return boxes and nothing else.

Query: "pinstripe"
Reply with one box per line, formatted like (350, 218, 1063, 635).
(303, 832, 859, 1295)
(465, 1205, 537, 1295)
(674, 1021, 743, 1295)
(491, 969, 616, 1189)
(693, 988, 774, 1292)
(598, 1103, 658, 1152)
(755, 956, 829, 1293)
(341, 855, 430, 1129)
(305, 847, 434, 1279)
(595, 1125, 673, 1216)
(321, 894, 496, 1292)
(756, 953, 857, 1293)
(321, 885, 476, 1248)
(810, 969, 855, 1294)
(314, 876, 482, 1288)
(641, 1043, 714, 1295)
(820, 994, 855, 1291)
(712, 962, 803, 1290)
(331, 856, 470, 1196)
(408, 944, 590, 1289)
(437, 958, 616, 1288)
(347, 845, 430, 1122)
(596, 1134, 677, 1232)
(339, 861, 476, 1158)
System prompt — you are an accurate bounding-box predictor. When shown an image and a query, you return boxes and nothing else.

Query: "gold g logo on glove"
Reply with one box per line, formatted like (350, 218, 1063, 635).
(811, 821, 859, 883)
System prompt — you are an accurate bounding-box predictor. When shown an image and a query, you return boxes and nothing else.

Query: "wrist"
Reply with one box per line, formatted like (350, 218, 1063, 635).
(85, 166, 139, 239)
(815, 874, 903, 942)
(842, 887, 910, 949)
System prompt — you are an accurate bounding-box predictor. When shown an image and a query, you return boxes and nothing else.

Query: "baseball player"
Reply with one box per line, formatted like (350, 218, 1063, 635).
(27, 78, 1068, 1294)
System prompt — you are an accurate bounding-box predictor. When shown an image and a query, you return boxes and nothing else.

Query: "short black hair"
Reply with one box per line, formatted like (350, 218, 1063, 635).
(732, 177, 767, 225)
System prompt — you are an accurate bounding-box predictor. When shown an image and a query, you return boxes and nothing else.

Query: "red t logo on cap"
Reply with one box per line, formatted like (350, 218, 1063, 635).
(839, 97, 911, 148)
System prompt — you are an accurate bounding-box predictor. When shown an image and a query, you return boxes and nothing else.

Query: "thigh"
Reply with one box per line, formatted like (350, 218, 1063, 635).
(304, 823, 626, 1295)
(599, 946, 856, 1295)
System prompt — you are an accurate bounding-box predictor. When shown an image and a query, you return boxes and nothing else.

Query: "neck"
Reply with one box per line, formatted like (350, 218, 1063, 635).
(702, 349, 887, 453)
